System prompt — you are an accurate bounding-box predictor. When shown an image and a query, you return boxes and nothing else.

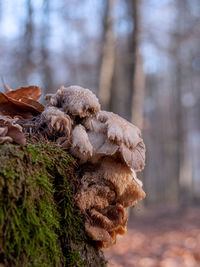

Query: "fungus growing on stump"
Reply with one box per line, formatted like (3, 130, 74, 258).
(0, 84, 146, 251)
(42, 85, 146, 249)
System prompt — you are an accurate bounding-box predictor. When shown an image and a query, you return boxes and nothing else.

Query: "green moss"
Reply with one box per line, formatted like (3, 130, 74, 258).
(0, 143, 62, 266)
(0, 142, 106, 267)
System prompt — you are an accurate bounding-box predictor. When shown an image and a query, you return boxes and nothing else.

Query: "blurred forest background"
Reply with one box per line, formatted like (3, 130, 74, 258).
(0, 0, 200, 209)
(1, 1, 200, 266)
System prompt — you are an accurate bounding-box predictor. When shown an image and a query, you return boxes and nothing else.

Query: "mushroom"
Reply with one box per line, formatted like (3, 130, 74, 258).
(41, 85, 146, 249)
(71, 110, 145, 172)
(76, 158, 145, 248)
(45, 85, 100, 119)
(0, 115, 26, 146)
(41, 106, 72, 137)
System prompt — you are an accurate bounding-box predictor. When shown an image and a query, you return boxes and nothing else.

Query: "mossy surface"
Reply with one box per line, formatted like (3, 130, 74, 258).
(0, 141, 106, 267)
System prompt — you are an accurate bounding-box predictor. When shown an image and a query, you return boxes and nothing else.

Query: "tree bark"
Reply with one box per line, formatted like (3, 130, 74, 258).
(0, 142, 106, 267)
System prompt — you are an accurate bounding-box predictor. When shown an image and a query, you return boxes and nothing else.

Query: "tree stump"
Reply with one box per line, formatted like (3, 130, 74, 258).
(0, 142, 106, 267)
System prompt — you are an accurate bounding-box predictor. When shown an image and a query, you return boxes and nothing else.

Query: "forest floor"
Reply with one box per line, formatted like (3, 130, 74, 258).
(104, 206, 200, 267)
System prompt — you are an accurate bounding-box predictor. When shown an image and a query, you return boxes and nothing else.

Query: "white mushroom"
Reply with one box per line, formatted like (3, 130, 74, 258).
(72, 111, 146, 172)
(41, 106, 72, 137)
(46, 85, 100, 118)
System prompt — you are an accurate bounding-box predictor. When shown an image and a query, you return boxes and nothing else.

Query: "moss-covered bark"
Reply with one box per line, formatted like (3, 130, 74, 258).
(0, 142, 106, 267)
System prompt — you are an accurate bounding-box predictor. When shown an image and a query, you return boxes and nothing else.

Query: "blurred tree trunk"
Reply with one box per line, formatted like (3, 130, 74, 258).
(169, 44, 183, 205)
(41, 0, 54, 94)
(174, 0, 192, 206)
(111, 0, 145, 124)
(98, 0, 116, 110)
(129, 0, 146, 216)
(129, 0, 145, 128)
(23, 0, 35, 82)
(131, 52, 145, 128)
(168, 0, 192, 207)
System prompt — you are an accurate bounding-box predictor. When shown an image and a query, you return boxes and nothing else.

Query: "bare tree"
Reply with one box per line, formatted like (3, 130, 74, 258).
(129, 0, 145, 128)
(22, 0, 35, 82)
(172, 0, 193, 206)
(131, 52, 145, 128)
(98, 0, 116, 110)
(40, 0, 53, 94)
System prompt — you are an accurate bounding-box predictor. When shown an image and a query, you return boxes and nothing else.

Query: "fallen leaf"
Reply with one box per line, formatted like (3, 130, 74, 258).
(0, 91, 44, 117)
(19, 97, 44, 112)
(6, 86, 41, 101)
(0, 92, 9, 104)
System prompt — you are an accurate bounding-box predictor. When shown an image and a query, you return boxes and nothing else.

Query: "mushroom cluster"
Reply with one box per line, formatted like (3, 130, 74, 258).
(42, 85, 146, 249)
(0, 115, 26, 146)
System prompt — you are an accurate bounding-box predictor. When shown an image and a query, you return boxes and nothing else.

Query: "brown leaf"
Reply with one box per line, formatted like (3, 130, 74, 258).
(0, 92, 9, 104)
(0, 102, 32, 118)
(19, 97, 44, 112)
(0, 91, 44, 117)
(0, 92, 24, 117)
(6, 95, 43, 112)
(6, 86, 41, 101)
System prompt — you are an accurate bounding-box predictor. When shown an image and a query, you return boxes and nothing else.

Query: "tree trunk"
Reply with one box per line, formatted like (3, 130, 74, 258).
(131, 52, 145, 128)
(40, 0, 54, 95)
(0, 142, 106, 267)
(22, 0, 35, 82)
(171, 0, 190, 206)
(129, 0, 145, 128)
(98, 0, 116, 110)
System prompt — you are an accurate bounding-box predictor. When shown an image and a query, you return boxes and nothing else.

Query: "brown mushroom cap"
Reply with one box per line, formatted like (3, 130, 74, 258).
(46, 85, 101, 118)
(0, 115, 26, 146)
(82, 111, 146, 171)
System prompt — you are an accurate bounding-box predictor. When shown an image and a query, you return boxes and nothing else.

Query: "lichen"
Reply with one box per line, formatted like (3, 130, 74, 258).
(0, 141, 106, 267)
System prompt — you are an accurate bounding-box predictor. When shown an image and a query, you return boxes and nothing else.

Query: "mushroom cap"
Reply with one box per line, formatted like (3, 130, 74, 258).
(47, 85, 100, 118)
(95, 158, 146, 207)
(0, 115, 26, 146)
(85, 222, 115, 249)
(83, 111, 146, 171)
(42, 106, 72, 137)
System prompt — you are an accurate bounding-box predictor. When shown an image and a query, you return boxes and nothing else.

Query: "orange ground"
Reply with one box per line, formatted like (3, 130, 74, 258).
(104, 206, 200, 267)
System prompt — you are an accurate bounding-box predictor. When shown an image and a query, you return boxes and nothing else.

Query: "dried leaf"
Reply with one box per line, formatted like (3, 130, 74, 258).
(0, 102, 32, 118)
(0, 92, 9, 104)
(0, 91, 44, 117)
(6, 86, 41, 100)
(6, 95, 43, 112)
(0, 93, 26, 117)
(18, 97, 44, 112)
